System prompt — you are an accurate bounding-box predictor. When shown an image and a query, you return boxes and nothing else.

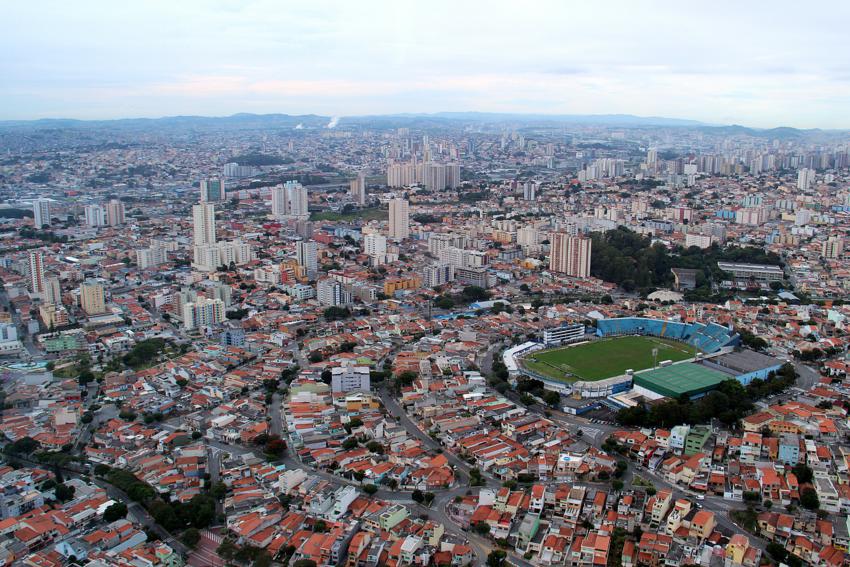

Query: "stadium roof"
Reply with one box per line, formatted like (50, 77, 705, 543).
(706, 350, 782, 375)
(634, 362, 729, 398)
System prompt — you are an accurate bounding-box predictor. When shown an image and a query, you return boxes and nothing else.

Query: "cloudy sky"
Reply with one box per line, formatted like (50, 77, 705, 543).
(3, 1, 849, 128)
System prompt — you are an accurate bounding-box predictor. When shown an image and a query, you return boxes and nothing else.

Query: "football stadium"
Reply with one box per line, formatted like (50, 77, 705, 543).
(514, 317, 746, 400)
(521, 335, 697, 383)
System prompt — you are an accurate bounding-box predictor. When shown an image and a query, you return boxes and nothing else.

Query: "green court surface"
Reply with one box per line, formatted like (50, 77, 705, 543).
(521, 335, 697, 382)
(634, 363, 729, 398)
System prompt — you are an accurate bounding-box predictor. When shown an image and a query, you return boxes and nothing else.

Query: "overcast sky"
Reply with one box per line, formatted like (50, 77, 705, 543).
(3, 1, 849, 128)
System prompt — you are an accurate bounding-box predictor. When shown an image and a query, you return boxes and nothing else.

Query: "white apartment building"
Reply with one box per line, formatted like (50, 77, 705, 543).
(182, 297, 226, 331)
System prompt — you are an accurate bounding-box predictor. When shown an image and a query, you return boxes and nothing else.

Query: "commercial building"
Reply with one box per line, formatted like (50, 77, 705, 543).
(822, 237, 844, 259)
(182, 297, 226, 331)
(383, 276, 421, 296)
(454, 266, 488, 288)
(549, 234, 592, 278)
(27, 250, 45, 295)
(633, 363, 729, 400)
(543, 324, 585, 346)
(194, 239, 255, 272)
(296, 240, 318, 279)
(330, 363, 371, 393)
(716, 262, 784, 287)
(389, 198, 409, 240)
(80, 280, 107, 315)
(698, 350, 783, 386)
(84, 204, 106, 227)
(349, 172, 367, 205)
(271, 185, 287, 219)
(317, 278, 351, 307)
(364, 233, 387, 258)
(192, 203, 217, 246)
(422, 264, 454, 288)
(33, 199, 51, 228)
(387, 161, 459, 190)
(200, 178, 226, 202)
(136, 244, 169, 269)
(271, 181, 309, 220)
(44, 277, 61, 306)
(105, 199, 125, 226)
(797, 168, 815, 190)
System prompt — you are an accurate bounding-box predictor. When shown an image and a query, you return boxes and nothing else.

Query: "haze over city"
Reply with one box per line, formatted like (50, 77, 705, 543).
(1, 3, 850, 567)
(3, 1, 850, 128)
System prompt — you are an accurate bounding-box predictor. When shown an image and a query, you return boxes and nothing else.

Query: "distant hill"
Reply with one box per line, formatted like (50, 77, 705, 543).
(0, 112, 845, 135)
(421, 111, 708, 127)
(0, 113, 329, 131)
(695, 124, 815, 139)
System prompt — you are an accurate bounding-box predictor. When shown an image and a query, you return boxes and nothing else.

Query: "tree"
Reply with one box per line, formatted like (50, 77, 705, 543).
(217, 541, 238, 560)
(423, 492, 435, 506)
(742, 491, 761, 503)
(78, 369, 95, 386)
(766, 542, 788, 563)
(323, 306, 351, 321)
(800, 487, 820, 510)
(266, 436, 287, 456)
(253, 552, 272, 567)
(363, 484, 378, 496)
(543, 390, 561, 408)
(612, 480, 624, 491)
(308, 351, 323, 363)
(474, 521, 491, 536)
(395, 371, 417, 388)
(461, 286, 490, 302)
(486, 550, 506, 567)
(94, 464, 111, 477)
(792, 463, 813, 484)
(412, 489, 424, 503)
(181, 528, 201, 548)
(211, 482, 228, 500)
(104, 502, 128, 522)
(4, 436, 40, 456)
(119, 409, 137, 422)
(122, 338, 168, 369)
(54, 483, 75, 502)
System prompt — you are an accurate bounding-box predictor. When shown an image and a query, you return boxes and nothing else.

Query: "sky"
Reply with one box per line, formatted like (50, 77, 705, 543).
(2, 1, 850, 128)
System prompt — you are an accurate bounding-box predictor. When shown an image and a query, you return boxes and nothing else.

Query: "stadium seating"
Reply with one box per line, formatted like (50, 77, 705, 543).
(595, 317, 739, 354)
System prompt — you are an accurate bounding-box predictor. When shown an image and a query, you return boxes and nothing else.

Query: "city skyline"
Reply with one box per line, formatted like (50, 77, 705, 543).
(1, 4, 850, 566)
(3, 1, 850, 128)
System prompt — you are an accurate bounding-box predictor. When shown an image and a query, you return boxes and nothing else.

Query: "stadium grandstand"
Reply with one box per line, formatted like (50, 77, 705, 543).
(595, 317, 740, 354)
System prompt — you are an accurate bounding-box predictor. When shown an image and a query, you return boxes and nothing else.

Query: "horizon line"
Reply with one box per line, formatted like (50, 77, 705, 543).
(0, 111, 841, 132)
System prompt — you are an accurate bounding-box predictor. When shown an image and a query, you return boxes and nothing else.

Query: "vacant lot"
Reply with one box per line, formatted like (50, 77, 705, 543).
(311, 207, 387, 222)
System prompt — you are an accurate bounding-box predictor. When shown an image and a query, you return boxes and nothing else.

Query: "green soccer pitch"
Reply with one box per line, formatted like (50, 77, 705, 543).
(521, 335, 697, 382)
